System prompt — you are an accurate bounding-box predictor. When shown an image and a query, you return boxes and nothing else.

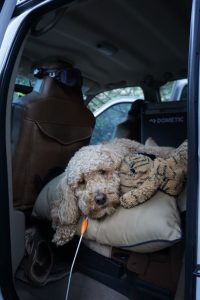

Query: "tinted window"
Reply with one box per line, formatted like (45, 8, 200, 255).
(160, 81, 175, 102)
(88, 87, 143, 112)
(90, 102, 132, 144)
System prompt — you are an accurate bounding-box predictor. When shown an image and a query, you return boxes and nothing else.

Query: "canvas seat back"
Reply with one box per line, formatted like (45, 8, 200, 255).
(141, 101, 187, 147)
(114, 100, 187, 147)
(12, 68, 95, 210)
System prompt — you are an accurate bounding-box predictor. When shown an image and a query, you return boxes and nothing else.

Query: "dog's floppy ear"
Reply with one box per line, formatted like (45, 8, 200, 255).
(50, 177, 81, 245)
(50, 177, 80, 227)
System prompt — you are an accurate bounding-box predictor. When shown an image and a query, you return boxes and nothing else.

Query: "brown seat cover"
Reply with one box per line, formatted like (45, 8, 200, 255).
(12, 75, 95, 210)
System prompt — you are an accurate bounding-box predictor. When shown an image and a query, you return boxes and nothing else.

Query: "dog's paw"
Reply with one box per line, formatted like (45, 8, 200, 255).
(120, 192, 139, 208)
(52, 225, 76, 246)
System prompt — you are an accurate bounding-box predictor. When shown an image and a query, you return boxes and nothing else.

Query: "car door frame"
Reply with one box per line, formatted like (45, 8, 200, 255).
(185, 0, 200, 299)
(0, 1, 17, 49)
(0, 0, 75, 299)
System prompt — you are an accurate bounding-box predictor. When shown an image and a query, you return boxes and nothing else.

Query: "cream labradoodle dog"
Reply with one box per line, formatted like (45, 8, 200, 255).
(50, 138, 175, 245)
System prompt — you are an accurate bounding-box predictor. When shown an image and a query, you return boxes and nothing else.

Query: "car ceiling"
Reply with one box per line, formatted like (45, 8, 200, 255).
(22, 0, 192, 95)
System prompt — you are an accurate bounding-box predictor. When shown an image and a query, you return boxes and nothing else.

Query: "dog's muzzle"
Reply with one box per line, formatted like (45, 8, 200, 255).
(94, 191, 107, 205)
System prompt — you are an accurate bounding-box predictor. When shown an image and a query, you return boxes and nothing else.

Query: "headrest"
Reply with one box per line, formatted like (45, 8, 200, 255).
(33, 67, 83, 88)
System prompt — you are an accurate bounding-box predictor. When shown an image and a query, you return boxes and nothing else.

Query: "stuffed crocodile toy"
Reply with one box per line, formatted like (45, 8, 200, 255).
(120, 140, 187, 208)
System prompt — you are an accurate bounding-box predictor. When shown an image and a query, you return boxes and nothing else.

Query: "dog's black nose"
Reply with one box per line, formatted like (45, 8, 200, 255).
(94, 192, 107, 205)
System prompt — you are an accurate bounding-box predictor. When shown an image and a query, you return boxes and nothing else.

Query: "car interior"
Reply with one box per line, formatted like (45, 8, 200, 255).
(9, 0, 191, 299)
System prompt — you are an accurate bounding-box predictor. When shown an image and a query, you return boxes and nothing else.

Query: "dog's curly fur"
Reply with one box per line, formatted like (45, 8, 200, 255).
(50, 138, 174, 245)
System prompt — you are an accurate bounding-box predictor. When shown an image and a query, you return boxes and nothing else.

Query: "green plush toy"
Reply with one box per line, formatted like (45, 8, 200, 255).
(120, 140, 187, 208)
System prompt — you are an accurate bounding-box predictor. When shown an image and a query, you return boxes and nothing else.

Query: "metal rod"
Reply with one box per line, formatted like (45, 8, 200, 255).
(65, 234, 84, 300)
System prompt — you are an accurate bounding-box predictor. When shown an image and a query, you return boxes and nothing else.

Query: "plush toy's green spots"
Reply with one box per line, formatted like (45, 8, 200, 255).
(120, 140, 187, 208)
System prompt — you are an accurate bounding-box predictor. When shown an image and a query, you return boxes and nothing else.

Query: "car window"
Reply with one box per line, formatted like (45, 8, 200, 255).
(90, 102, 132, 144)
(88, 87, 143, 112)
(89, 87, 143, 144)
(13, 75, 35, 101)
(160, 81, 175, 101)
(160, 79, 187, 102)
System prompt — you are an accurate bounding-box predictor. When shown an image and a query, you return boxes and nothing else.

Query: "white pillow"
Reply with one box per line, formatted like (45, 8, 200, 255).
(33, 175, 181, 253)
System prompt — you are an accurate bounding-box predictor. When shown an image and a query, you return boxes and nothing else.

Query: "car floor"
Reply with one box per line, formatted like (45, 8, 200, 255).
(15, 276, 68, 300)
(15, 272, 129, 300)
(68, 273, 129, 300)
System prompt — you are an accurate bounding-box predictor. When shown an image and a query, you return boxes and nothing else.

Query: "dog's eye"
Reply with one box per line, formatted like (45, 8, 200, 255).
(99, 170, 106, 175)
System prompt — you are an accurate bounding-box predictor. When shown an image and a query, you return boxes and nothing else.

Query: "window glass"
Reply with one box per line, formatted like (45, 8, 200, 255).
(13, 91, 25, 101)
(160, 81, 174, 102)
(90, 102, 132, 144)
(13, 75, 35, 101)
(15, 75, 35, 87)
(88, 87, 143, 112)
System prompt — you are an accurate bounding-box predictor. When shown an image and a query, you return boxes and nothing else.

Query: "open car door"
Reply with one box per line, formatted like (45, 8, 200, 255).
(0, 1, 17, 49)
(0, 1, 54, 299)
(186, 0, 200, 299)
(0, 2, 21, 299)
(0, 2, 19, 299)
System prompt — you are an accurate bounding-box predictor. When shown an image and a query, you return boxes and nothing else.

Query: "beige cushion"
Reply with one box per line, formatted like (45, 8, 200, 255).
(78, 191, 181, 253)
(177, 186, 187, 212)
(33, 175, 181, 253)
(32, 174, 65, 219)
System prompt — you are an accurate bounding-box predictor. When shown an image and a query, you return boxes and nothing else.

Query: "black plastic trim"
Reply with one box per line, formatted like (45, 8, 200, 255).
(185, 0, 200, 299)
(14, 83, 33, 94)
(14, 0, 44, 16)
(13, 0, 74, 17)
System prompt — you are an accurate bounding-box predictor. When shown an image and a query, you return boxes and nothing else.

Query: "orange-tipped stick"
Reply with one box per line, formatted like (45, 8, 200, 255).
(65, 216, 89, 300)
(81, 217, 88, 235)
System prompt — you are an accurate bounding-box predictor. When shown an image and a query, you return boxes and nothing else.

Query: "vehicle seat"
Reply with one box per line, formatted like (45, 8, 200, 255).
(12, 67, 95, 210)
(141, 101, 187, 147)
(114, 100, 187, 147)
(82, 99, 187, 295)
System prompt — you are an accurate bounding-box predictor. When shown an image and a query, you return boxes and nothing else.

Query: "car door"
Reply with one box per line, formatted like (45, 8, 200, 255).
(185, 0, 200, 299)
(0, 1, 56, 299)
(0, 2, 19, 299)
(0, 1, 17, 48)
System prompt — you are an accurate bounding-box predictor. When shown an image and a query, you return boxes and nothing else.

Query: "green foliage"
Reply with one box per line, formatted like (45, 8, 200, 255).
(88, 82, 175, 113)
(15, 75, 35, 87)
(88, 87, 143, 112)
(90, 103, 132, 144)
(160, 81, 174, 101)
